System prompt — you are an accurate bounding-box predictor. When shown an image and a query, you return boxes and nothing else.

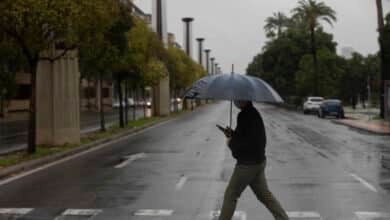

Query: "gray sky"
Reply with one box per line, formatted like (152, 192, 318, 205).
(134, 0, 390, 73)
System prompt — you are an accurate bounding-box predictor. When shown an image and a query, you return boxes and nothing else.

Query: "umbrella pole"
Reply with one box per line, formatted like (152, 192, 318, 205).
(230, 100, 233, 128)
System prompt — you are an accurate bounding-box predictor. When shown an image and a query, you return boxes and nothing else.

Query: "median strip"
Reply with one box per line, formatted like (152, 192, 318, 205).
(0, 109, 192, 182)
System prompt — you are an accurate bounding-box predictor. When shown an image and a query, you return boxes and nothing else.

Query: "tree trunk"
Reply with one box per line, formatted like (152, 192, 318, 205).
(376, 0, 385, 118)
(310, 26, 319, 96)
(142, 88, 146, 118)
(116, 76, 124, 128)
(27, 60, 38, 154)
(133, 87, 137, 121)
(99, 73, 106, 132)
(124, 80, 129, 125)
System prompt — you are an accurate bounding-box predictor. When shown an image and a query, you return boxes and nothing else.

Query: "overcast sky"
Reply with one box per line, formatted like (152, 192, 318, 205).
(134, 0, 390, 73)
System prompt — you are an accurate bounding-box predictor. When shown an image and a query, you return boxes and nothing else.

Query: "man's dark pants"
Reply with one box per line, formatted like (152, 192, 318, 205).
(218, 160, 289, 220)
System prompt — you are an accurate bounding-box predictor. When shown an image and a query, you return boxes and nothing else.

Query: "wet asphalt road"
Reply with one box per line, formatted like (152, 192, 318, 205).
(0, 108, 149, 154)
(0, 102, 389, 220)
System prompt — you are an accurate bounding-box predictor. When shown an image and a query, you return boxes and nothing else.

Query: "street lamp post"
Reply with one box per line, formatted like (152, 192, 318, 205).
(196, 38, 205, 66)
(205, 49, 211, 75)
(182, 17, 194, 57)
(210, 58, 215, 75)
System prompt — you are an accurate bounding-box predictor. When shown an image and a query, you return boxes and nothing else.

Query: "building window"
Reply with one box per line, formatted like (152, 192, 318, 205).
(84, 87, 96, 98)
(102, 88, 110, 98)
(14, 85, 31, 100)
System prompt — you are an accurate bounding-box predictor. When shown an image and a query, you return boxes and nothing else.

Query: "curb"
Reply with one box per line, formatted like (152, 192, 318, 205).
(332, 120, 390, 136)
(0, 113, 185, 180)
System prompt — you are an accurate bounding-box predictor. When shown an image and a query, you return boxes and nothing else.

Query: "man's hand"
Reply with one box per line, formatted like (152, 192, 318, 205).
(224, 127, 233, 138)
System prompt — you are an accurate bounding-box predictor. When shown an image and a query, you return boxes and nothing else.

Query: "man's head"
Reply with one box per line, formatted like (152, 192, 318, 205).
(233, 100, 252, 110)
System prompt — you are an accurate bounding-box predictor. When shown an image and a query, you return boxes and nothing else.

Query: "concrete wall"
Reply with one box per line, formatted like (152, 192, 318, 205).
(36, 50, 80, 146)
(80, 79, 113, 111)
(386, 80, 390, 121)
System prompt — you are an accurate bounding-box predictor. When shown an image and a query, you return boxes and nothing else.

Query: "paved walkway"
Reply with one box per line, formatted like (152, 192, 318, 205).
(335, 106, 390, 135)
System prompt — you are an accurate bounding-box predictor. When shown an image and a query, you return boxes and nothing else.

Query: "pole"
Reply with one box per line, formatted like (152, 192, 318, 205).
(210, 58, 215, 75)
(376, 0, 385, 118)
(182, 17, 194, 57)
(196, 38, 205, 65)
(205, 49, 211, 74)
(230, 100, 233, 128)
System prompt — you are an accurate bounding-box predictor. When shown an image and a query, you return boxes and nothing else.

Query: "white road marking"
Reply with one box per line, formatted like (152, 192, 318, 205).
(355, 212, 390, 219)
(175, 176, 188, 190)
(0, 208, 33, 215)
(350, 173, 378, 193)
(133, 209, 173, 216)
(61, 209, 102, 216)
(114, 153, 147, 168)
(0, 118, 176, 187)
(210, 211, 247, 220)
(287, 211, 322, 219)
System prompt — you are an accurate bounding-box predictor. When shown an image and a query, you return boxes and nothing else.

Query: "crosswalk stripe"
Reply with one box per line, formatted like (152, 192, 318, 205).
(287, 211, 322, 219)
(210, 211, 247, 220)
(0, 208, 33, 215)
(133, 209, 174, 216)
(355, 212, 390, 219)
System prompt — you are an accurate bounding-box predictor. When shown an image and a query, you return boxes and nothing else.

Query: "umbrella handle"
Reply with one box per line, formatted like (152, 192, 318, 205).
(230, 100, 233, 128)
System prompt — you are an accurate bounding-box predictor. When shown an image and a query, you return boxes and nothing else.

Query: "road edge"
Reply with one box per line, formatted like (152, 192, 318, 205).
(0, 107, 201, 181)
(331, 119, 390, 136)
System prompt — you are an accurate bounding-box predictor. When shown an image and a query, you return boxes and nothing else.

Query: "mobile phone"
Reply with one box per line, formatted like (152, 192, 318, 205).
(216, 124, 226, 132)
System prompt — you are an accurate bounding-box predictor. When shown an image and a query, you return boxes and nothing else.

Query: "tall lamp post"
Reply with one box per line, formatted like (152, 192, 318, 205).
(196, 38, 205, 66)
(205, 49, 211, 75)
(210, 57, 215, 75)
(376, 0, 387, 119)
(182, 17, 194, 57)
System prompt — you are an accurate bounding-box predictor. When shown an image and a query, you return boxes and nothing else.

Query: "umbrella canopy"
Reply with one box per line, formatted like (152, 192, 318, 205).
(185, 73, 283, 103)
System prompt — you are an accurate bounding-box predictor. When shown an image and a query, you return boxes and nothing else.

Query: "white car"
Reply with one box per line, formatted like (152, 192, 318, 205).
(303, 97, 324, 114)
(113, 98, 135, 108)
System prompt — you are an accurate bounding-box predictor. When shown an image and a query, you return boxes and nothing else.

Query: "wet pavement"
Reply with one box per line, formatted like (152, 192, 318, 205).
(0, 102, 389, 220)
(0, 108, 149, 154)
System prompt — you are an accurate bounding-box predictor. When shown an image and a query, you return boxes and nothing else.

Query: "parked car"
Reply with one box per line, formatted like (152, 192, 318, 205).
(112, 98, 135, 108)
(303, 97, 324, 114)
(318, 99, 345, 119)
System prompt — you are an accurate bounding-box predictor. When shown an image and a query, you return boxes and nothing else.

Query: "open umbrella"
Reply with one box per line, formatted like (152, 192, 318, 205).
(184, 72, 283, 127)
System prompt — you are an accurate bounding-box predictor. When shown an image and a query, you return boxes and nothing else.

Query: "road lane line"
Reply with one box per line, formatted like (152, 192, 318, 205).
(355, 212, 390, 219)
(175, 176, 188, 190)
(350, 173, 378, 193)
(133, 209, 173, 216)
(61, 209, 102, 216)
(114, 153, 147, 169)
(0, 117, 178, 186)
(0, 208, 33, 215)
(287, 211, 322, 219)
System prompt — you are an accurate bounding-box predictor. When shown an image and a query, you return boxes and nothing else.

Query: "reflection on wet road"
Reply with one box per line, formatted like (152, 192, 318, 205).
(0, 102, 389, 220)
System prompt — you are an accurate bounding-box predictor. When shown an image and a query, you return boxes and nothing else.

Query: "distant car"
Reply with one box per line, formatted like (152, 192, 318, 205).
(171, 98, 182, 104)
(318, 99, 345, 119)
(303, 97, 324, 114)
(146, 99, 152, 108)
(112, 98, 135, 108)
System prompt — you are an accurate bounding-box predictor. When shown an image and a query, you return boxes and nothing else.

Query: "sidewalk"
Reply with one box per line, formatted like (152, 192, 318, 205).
(334, 106, 390, 135)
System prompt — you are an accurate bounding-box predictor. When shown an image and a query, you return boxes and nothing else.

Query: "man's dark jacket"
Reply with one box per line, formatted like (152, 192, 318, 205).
(228, 103, 266, 165)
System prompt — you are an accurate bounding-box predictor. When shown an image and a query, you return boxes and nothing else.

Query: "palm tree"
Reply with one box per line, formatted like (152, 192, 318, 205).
(376, 0, 385, 118)
(264, 12, 290, 38)
(292, 0, 336, 95)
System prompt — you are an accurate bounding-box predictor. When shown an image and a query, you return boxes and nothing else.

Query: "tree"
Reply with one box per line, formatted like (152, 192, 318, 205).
(292, 0, 336, 95)
(264, 12, 290, 38)
(0, 37, 23, 117)
(0, 0, 114, 153)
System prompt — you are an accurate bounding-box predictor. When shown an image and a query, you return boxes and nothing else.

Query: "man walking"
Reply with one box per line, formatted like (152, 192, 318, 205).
(219, 100, 289, 220)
